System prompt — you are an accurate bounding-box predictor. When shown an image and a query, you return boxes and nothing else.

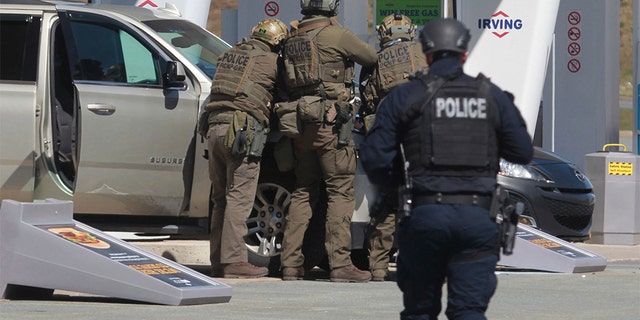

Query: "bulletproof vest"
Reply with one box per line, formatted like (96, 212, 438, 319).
(283, 17, 350, 94)
(402, 74, 500, 178)
(210, 41, 272, 110)
(375, 40, 426, 95)
(361, 40, 426, 114)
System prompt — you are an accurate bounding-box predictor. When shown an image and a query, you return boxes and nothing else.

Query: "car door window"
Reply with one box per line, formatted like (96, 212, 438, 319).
(0, 13, 41, 202)
(68, 16, 159, 85)
(0, 14, 39, 82)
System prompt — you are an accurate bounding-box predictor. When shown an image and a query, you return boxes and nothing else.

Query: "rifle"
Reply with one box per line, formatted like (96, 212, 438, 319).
(367, 186, 395, 231)
(489, 185, 524, 255)
(398, 144, 413, 219)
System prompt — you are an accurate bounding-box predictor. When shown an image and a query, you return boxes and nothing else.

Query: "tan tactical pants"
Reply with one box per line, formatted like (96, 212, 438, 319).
(207, 123, 260, 271)
(368, 212, 396, 271)
(281, 133, 357, 270)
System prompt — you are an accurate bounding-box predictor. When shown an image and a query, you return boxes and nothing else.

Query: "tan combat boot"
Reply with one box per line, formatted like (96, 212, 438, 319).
(282, 266, 305, 280)
(329, 265, 372, 283)
(370, 269, 388, 281)
(223, 262, 269, 278)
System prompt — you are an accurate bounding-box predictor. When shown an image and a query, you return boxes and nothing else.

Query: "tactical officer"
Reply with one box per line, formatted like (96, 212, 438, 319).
(358, 13, 427, 282)
(279, 0, 377, 282)
(204, 18, 287, 279)
(359, 18, 533, 319)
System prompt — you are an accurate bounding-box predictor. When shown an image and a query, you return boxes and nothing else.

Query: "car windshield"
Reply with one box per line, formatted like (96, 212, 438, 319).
(144, 19, 230, 79)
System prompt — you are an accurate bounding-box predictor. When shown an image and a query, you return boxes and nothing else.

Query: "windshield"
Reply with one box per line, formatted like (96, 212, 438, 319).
(144, 19, 230, 79)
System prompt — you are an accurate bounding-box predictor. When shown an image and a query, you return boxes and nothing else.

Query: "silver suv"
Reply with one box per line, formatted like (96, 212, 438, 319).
(0, 0, 375, 272)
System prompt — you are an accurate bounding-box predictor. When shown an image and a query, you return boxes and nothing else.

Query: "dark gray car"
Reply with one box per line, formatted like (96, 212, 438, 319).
(498, 147, 595, 242)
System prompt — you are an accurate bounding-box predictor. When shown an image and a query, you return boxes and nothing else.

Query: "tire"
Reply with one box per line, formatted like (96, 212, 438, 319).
(246, 140, 294, 273)
(245, 141, 328, 274)
(245, 183, 330, 273)
(246, 182, 290, 273)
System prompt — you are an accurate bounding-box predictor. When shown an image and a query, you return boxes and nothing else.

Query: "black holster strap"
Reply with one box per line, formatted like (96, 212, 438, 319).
(413, 193, 492, 209)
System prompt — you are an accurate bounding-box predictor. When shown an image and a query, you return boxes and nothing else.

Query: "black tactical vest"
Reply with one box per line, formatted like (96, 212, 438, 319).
(402, 74, 500, 178)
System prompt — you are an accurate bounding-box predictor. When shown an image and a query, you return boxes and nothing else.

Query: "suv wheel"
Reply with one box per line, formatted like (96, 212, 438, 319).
(246, 182, 290, 268)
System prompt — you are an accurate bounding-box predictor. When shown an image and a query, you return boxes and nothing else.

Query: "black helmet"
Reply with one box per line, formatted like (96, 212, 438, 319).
(419, 18, 470, 55)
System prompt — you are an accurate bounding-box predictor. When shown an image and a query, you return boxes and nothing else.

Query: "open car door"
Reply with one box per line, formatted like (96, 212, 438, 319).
(56, 9, 200, 216)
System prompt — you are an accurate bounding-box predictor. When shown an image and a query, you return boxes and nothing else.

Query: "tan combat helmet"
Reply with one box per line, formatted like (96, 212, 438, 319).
(376, 13, 417, 45)
(251, 18, 288, 47)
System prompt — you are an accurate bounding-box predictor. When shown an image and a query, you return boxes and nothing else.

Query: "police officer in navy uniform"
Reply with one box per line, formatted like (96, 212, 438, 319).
(359, 18, 533, 319)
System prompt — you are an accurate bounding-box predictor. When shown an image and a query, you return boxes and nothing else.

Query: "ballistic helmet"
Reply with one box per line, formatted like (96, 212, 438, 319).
(251, 18, 288, 46)
(419, 18, 470, 55)
(300, 0, 340, 15)
(377, 14, 416, 44)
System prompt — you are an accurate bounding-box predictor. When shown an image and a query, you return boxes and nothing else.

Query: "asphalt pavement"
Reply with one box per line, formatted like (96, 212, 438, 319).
(1, 242, 638, 320)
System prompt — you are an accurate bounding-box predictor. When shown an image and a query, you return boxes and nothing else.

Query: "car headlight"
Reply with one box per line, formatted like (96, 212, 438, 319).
(499, 159, 553, 183)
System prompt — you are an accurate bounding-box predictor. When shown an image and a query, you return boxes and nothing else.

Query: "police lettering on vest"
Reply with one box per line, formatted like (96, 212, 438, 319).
(435, 97, 487, 119)
(218, 51, 250, 72)
(283, 17, 348, 92)
(401, 74, 499, 178)
(285, 38, 312, 62)
(375, 41, 426, 95)
(378, 45, 411, 69)
(210, 41, 272, 111)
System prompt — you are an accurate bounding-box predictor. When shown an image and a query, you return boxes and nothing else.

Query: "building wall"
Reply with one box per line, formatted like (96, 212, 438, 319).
(207, 0, 237, 35)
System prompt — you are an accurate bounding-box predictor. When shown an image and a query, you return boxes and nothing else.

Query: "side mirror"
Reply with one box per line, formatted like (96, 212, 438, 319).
(163, 61, 186, 88)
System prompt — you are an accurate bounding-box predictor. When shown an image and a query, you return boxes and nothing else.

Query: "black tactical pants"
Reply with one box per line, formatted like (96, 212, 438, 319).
(397, 204, 499, 320)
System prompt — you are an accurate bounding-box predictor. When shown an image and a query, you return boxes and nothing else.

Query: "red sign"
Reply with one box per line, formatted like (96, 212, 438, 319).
(568, 27, 581, 41)
(567, 59, 581, 73)
(568, 42, 581, 56)
(568, 11, 581, 25)
(265, 1, 280, 17)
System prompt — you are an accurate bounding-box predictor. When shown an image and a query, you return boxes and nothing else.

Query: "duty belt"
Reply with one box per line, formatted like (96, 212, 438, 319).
(413, 193, 492, 209)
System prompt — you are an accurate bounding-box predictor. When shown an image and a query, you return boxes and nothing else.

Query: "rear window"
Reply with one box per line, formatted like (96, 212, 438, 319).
(0, 14, 40, 81)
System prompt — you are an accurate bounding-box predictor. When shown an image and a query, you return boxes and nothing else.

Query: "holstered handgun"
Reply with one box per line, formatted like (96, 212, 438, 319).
(490, 185, 523, 255)
(336, 97, 360, 147)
